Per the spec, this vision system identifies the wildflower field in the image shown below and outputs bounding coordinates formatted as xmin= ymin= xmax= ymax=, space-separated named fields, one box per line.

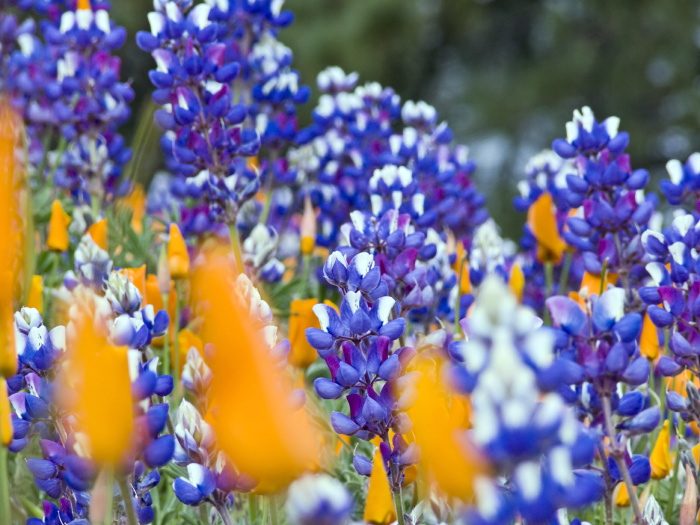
xmin=1 ymin=1 xmax=700 ymax=524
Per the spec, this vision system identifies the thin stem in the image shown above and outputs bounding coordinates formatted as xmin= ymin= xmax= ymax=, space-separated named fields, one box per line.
xmin=269 ymin=497 xmax=279 ymax=525
xmin=216 ymin=503 xmax=233 ymax=525
xmin=596 ymin=442 xmax=614 ymax=525
xmin=117 ymin=476 xmax=138 ymax=525
xmin=162 ymin=292 xmax=171 ymax=377
xmin=173 ymin=280 xmax=182 ymax=401
xmin=601 ymin=396 xmax=644 ymax=523
xmin=0 ymin=445 xmax=11 ymax=525
xmin=248 ymin=494 xmax=259 ymax=525
xmin=228 ymin=223 xmax=245 ymax=275
xmin=392 ymin=486 xmax=406 ymax=525
xmin=558 ymin=251 xmax=572 ymax=294
xmin=664 ymin=427 xmax=682 ymax=518
xmin=454 ymin=254 xmax=466 ymax=339
xmin=301 ymin=255 xmax=311 ymax=299
xmin=103 ymin=468 xmax=114 ymax=525
xmin=543 ymin=261 xmax=554 ymax=325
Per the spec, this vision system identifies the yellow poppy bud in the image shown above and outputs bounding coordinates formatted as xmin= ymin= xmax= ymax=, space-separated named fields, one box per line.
xmin=193 ymin=244 xmax=317 ymax=489
xmin=640 ymin=313 xmax=662 ymax=360
xmin=615 ymin=482 xmax=631 ymax=507
xmin=650 ymin=421 xmax=672 ymax=479
xmin=363 ymin=446 xmax=396 ymax=525
xmin=0 ymin=272 xmax=16 ymax=379
xmin=288 ymin=298 xmax=327 ymax=369
xmin=0 ymin=378 xmax=11 ymax=446
xmin=527 ymin=192 xmax=567 ymax=264
xmin=117 ymin=184 xmax=146 ymax=234
xmin=47 ymin=200 xmax=71 ymax=252
xmin=452 ymin=240 xmax=470 ymax=295
xmin=26 ymin=275 xmax=43 ymax=314
xmin=175 ymin=329 xmax=203 ymax=373
xmin=86 ymin=218 xmax=108 ymax=251
xmin=405 ymin=355 xmax=487 ymax=500
xmin=509 ymin=262 xmax=524 ymax=302
xmin=167 ymin=223 xmax=190 ymax=279
xmin=61 ymin=295 xmax=134 ymax=465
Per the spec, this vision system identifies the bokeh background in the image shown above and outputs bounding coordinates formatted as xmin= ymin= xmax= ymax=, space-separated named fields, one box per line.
xmin=115 ymin=0 xmax=700 ymax=239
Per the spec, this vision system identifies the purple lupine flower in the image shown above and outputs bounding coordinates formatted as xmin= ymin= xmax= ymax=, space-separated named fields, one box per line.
xmin=551 ymin=107 xmax=654 ymax=307
xmin=640 ymin=213 xmax=700 ymax=376
xmin=292 ymin=68 xmax=486 ymax=248
xmin=6 ymin=0 xmax=133 ymax=201
xmin=661 ymin=153 xmax=700 ymax=210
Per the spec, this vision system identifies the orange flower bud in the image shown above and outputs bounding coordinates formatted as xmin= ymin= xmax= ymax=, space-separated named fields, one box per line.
xmin=61 ymin=294 xmax=134 ymax=465
xmin=0 ymin=271 xmax=16 ymax=378
xmin=509 ymin=262 xmax=524 ymax=302
xmin=527 ymin=192 xmax=567 ymax=264
xmin=167 ymin=224 xmax=190 ymax=279
xmin=650 ymin=421 xmax=671 ymax=479
xmin=117 ymin=184 xmax=146 ymax=234
xmin=26 ymin=275 xmax=43 ymax=314
xmin=47 ymin=200 xmax=72 ymax=252
xmin=405 ymin=355 xmax=487 ymax=500
xmin=640 ymin=313 xmax=663 ymax=360
xmin=193 ymin=244 xmax=317 ymax=489
xmin=86 ymin=218 xmax=108 ymax=251
xmin=363 ymin=446 xmax=396 ymax=524
xmin=0 ymin=377 xmax=11 ymax=446
xmin=175 ymin=329 xmax=203 ymax=373
xmin=615 ymin=482 xmax=631 ymax=507
xmin=288 ymin=298 xmax=323 ymax=369
xmin=77 ymin=0 xmax=91 ymax=9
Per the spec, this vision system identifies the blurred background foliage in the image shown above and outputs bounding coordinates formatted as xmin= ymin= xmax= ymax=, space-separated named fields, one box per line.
xmin=114 ymin=0 xmax=700 ymax=239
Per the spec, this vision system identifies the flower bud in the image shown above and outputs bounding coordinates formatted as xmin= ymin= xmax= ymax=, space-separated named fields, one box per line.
xmin=47 ymin=200 xmax=72 ymax=252
xmin=86 ymin=218 xmax=108 ymax=251
xmin=167 ymin=223 xmax=190 ymax=279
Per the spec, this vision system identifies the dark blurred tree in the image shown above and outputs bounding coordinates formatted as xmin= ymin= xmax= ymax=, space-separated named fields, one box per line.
xmin=116 ymin=0 xmax=700 ymax=238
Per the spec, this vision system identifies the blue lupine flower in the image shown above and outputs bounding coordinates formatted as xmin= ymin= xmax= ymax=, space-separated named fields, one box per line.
xmin=6 ymin=0 xmax=133 ymax=201
xmin=640 ymin=212 xmax=700 ymax=375
xmin=285 ymin=474 xmax=353 ymax=525
xmin=549 ymin=107 xmax=654 ymax=305
xmin=173 ymin=463 xmax=217 ymax=505
xmin=661 ymin=153 xmax=700 ymax=209
xmin=452 ymin=277 xmax=600 ymax=524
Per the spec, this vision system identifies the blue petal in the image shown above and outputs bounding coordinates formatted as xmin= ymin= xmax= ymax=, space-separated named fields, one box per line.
xmin=545 ymin=297 xmax=586 ymax=335
xmin=144 ymin=435 xmax=175 ymax=467
xmin=314 ymin=378 xmax=344 ymax=400
xmin=330 ymin=412 xmax=359 ymax=435
xmin=173 ymin=478 xmax=204 ymax=506
xmin=26 ymin=458 xmax=57 ymax=480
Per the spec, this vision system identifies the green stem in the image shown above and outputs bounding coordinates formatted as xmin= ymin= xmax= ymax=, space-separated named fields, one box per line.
xmin=248 ymin=494 xmax=258 ymax=525
xmin=103 ymin=469 xmax=114 ymax=525
xmin=269 ymin=497 xmax=279 ymax=525
xmin=117 ymin=476 xmax=138 ymax=525
xmin=228 ymin=224 xmax=245 ymax=275
xmin=392 ymin=486 xmax=405 ymax=525
xmin=558 ymin=251 xmax=572 ymax=294
xmin=162 ymin=292 xmax=171 ymax=377
xmin=173 ymin=281 xmax=182 ymax=401
xmin=543 ymin=261 xmax=554 ymax=325
xmin=454 ymin=254 xmax=466 ymax=340
xmin=601 ymin=396 xmax=644 ymax=524
xmin=0 ymin=446 xmax=11 ymax=525
xmin=665 ymin=423 xmax=682 ymax=518
xmin=301 ymin=255 xmax=311 ymax=299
